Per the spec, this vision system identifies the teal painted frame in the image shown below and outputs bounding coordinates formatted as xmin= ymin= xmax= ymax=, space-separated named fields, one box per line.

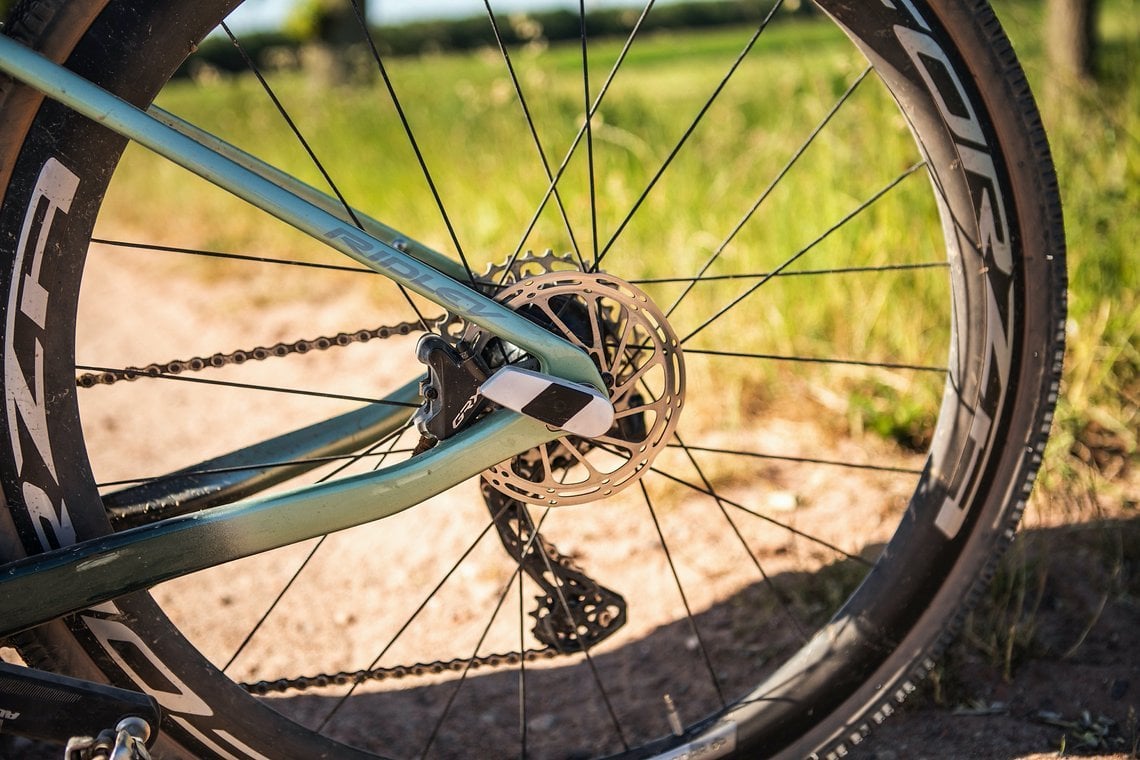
xmin=0 ymin=35 xmax=601 ymax=636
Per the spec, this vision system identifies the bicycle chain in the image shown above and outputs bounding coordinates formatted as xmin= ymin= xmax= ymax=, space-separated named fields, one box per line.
xmin=75 ymin=251 xmax=582 ymax=695
xmin=74 ymin=250 xmax=572 ymax=389
xmin=73 ymin=309 xmax=571 ymax=695
xmin=241 ymin=647 xmax=559 ymax=695
xmin=75 ymin=316 xmax=452 ymax=388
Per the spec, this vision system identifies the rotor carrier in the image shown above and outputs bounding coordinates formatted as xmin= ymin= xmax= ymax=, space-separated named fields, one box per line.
xmin=466 ymin=253 xmax=685 ymax=507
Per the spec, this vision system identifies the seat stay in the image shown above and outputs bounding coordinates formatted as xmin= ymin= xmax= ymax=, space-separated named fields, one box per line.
xmin=0 ymin=34 xmax=603 ymax=391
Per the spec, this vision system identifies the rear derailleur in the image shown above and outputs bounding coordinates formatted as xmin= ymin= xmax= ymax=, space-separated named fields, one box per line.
xmin=412 ymin=315 xmax=628 ymax=653
xmin=483 ymin=482 xmax=627 ymax=653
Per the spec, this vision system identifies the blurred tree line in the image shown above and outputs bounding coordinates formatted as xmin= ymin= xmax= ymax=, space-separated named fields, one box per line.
xmin=1046 ymin=0 xmax=1099 ymax=81
xmin=286 ymin=0 xmax=368 ymax=45
xmin=187 ymin=0 xmax=807 ymax=77
xmin=0 ymin=0 xmax=1109 ymax=84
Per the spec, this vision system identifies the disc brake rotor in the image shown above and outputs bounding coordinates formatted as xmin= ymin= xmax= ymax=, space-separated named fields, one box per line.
xmin=467 ymin=266 xmax=685 ymax=507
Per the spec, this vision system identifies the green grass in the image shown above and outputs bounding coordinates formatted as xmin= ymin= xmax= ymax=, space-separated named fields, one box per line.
xmin=83 ymin=5 xmax=1140 ymax=737
xmin=95 ymin=2 xmax=1137 ymax=467
xmin=992 ymin=0 xmax=1139 ymax=488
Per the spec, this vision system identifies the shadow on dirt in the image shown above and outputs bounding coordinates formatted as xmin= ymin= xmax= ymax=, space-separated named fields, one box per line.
xmin=2 ymin=517 xmax=1136 ymax=759
xmin=853 ymin=515 xmax=1140 ymax=759
xmin=263 ymin=546 xmax=875 ymax=759
xmin=216 ymin=516 xmax=1140 ymax=758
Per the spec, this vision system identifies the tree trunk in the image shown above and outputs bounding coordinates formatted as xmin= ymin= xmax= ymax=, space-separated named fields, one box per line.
xmin=307 ymin=0 xmax=371 ymax=88
xmin=1046 ymin=0 xmax=1099 ymax=82
xmin=323 ymin=0 xmax=366 ymax=47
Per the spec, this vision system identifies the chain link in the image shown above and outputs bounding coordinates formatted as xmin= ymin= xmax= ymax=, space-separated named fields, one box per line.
xmin=75 ymin=317 xmax=452 ymax=388
xmin=241 ymin=647 xmax=559 ymax=695
xmin=75 ymin=250 xmax=572 ymax=389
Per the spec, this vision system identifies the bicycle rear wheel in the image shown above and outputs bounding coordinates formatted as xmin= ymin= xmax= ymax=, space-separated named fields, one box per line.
xmin=0 ymin=0 xmax=1064 ymax=757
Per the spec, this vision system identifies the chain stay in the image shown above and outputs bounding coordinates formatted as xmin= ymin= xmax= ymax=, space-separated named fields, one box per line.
xmin=93 ymin=252 xmax=594 ymax=698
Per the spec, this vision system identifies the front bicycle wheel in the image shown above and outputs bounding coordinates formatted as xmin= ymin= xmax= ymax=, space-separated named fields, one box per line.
xmin=0 ymin=0 xmax=1065 ymax=757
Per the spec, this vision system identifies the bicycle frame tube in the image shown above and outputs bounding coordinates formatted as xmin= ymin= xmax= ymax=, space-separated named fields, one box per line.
xmin=0 ymin=37 xmax=597 ymax=633
xmin=147 ymin=106 xmax=471 ymax=283
xmin=103 ymin=379 xmax=424 ymax=524
xmin=0 ymin=35 xmax=603 ymax=391
xmin=0 ymin=409 xmax=555 ymax=638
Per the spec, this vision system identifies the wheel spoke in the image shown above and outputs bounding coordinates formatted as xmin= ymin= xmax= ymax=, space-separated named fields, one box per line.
xmin=508 ymin=0 xmax=657 ymax=263
xmin=515 ymin=520 xmax=529 ymax=759
xmin=682 ymin=348 xmax=946 ymax=374
xmin=635 ymin=261 xmax=949 ymax=286
xmin=578 ymin=0 xmax=601 ymax=267
xmin=480 ymin=0 xmax=586 ymax=270
xmin=667 ymin=443 xmax=924 ymax=476
xmin=595 ymin=0 xmax=786 ymax=271
xmin=649 ymin=466 xmax=874 ymax=568
xmin=665 ymin=65 xmax=872 ymax=318
xmin=220 ymin=23 xmax=356 ymax=229
xmin=640 ymin=481 xmax=727 ymax=706
xmin=529 ymin=508 xmax=631 ymax=752
xmin=96 ymin=449 xmax=418 ymax=491
xmin=420 ymin=563 xmax=525 ymax=759
xmin=414 ymin=506 xmax=631 ymax=757
xmin=680 ymin=161 xmax=927 ymax=345
xmin=672 ymin=433 xmax=812 ymax=644
xmin=346 ymin=0 xmax=477 ymax=285
xmin=222 ymin=427 xmax=411 ymax=673
xmin=220 ymin=22 xmax=437 ymax=332
xmin=91 ymin=237 xmax=376 ymax=274
xmin=316 ymin=498 xmax=519 ymax=733
xmin=74 ymin=364 xmax=420 ymax=408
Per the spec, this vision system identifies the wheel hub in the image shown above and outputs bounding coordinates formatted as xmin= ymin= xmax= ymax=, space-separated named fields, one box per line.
xmin=467 ymin=265 xmax=685 ymax=507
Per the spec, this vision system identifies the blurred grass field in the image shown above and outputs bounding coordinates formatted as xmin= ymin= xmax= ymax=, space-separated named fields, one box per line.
xmin=72 ymin=1 xmax=1140 ymax=753
xmin=94 ymin=0 xmax=1136 ymax=490
xmin=99 ymin=11 xmax=951 ymax=449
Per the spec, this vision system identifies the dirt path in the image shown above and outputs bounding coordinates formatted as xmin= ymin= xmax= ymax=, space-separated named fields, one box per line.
xmin=3 ymin=243 xmax=1137 ymax=759
xmin=852 ymin=514 xmax=1139 ymax=759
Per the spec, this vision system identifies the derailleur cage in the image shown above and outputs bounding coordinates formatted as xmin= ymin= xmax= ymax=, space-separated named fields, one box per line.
xmin=484 ymin=483 xmax=627 ymax=653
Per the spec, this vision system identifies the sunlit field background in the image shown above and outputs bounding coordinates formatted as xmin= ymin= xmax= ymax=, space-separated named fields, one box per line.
xmin=14 ymin=0 xmax=1135 ymax=754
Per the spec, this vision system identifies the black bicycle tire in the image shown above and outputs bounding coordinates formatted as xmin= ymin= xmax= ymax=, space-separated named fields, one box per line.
xmin=0 ymin=0 xmax=1065 ymax=758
